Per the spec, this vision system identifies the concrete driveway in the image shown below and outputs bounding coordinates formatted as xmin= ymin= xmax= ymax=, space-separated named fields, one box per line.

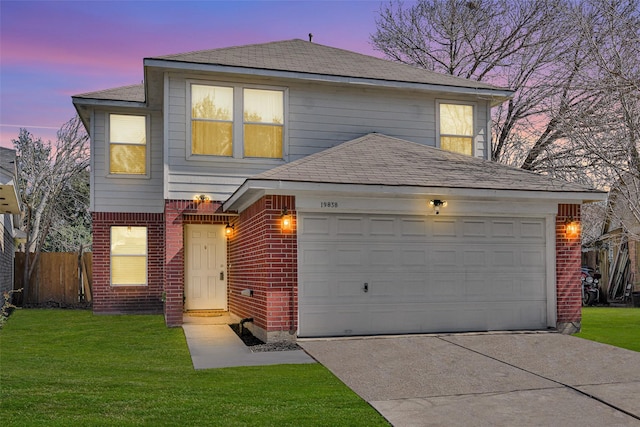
xmin=299 ymin=332 xmax=640 ymax=426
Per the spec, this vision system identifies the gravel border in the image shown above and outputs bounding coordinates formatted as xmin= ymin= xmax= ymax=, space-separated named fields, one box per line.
xmin=250 ymin=342 xmax=301 ymax=352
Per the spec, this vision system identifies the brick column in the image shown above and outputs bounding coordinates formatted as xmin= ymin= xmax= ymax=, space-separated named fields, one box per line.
xmin=556 ymin=204 xmax=582 ymax=334
xmin=264 ymin=195 xmax=298 ymax=341
xmin=164 ymin=202 xmax=184 ymax=326
xmin=227 ymin=195 xmax=297 ymax=342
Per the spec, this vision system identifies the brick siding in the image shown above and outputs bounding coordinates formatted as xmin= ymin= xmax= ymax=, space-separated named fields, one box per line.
xmin=93 ymin=199 xmax=579 ymax=338
xmin=555 ymin=204 xmax=582 ymax=332
xmin=227 ymin=195 xmax=297 ymax=341
xmin=92 ymin=212 xmax=164 ymax=314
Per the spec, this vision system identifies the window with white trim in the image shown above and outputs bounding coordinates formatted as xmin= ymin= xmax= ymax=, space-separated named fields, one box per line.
xmin=191 ymin=85 xmax=233 ymax=156
xmin=109 ymin=114 xmax=147 ymax=174
xmin=438 ymin=103 xmax=474 ymax=156
xmin=190 ymin=83 xmax=285 ymax=159
xmin=110 ymin=226 xmax=147 ymax=286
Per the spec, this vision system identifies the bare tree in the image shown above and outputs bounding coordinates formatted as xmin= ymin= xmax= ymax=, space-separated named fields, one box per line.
xmin=372 ymin=0 xmax=580 ymax=169
xmin=13 ymin=116 xmax=89 ymax=303
xmin=372 ymin=0 xmax=640 ymax=239
xmin=563 ymin=0 xmax=640 ymax=238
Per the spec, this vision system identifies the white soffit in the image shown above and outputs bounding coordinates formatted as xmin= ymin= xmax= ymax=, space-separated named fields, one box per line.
xmin=0 ymin=184 xmax=20 ymax=214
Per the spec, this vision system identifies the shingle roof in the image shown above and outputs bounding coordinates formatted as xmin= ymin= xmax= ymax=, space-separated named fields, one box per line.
xmin=151 ymin=39 xmax=506 ymax=92
xmin=73 ymin=84 xmax=144 ymax=102
xmin=253 ymin=133 xmax=602 ymax=194
xmin=0 ymin=147 xmax=16 ymax=177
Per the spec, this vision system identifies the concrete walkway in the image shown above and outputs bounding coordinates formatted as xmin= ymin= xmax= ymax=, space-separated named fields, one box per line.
xmin=182 ymin=314 xmax=315 ymax=369
xmin=299 ymin=332 xmax=640 ymax=427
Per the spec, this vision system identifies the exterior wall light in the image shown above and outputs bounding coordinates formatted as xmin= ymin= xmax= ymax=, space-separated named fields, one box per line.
xmin=225 ymin=223 xmax=234 ymax=238
xmin=429 ymin=199 xmax=448 ymax=215
xmin=194 ymin=194 xmax=209 ymax=203
xmin=565 ymin=217 xmax=579 ymax=238
xmin=281 ymin=207 xmax=293 ymax=231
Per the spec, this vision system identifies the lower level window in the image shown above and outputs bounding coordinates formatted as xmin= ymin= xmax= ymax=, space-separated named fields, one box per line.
xmin=111 ymin=226 xmax=147 ymax=286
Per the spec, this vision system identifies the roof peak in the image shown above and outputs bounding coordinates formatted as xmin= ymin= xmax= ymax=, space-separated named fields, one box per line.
xmin=148 ymin=39 xmax=509 ymax=93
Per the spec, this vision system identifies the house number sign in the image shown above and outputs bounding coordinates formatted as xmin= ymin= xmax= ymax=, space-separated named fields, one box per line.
xmin=320 ymin=201 xmax=339 ymax=208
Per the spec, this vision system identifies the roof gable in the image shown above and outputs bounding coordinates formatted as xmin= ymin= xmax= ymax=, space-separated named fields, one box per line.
xmin=252 ymin=133 xmax=603 ymax=194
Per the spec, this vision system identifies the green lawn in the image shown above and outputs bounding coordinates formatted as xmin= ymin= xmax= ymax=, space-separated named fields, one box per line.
xmin=575 ymin=307 xmax=640 ymax=352
xmin=0 ymin=310 xmax=388 ymax=426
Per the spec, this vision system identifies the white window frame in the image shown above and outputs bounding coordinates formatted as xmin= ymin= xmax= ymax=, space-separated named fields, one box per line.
xmin=110 ymin=226 xmax=148 ymax=287
xmin=106 ymin=112 xmax=151 ymax=178
xmin=186 ymin=80 xmax=288 ymax=162
xmin=435 ymin=100 xmax=476 ymax=157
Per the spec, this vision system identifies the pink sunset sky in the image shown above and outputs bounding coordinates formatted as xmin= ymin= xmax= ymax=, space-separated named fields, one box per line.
xmin=0 ymin=0 xmax=398 ymax=149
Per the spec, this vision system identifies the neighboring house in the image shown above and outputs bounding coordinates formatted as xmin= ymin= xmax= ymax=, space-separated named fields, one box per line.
xmin=72 ymin=39 xmax=606 ymax=342
xmin=0 ymin=147 xmax=22 ymax=296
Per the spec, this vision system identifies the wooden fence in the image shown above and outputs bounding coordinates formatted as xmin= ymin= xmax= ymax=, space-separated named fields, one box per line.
xmin=14 ymin=252 xmax=92 ymax=305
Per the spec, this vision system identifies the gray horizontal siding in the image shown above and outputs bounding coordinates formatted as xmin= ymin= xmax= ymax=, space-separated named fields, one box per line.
xmin=165 ymin=72 xmax=491 ymax=201
xmin=92 ymin=110 xmax=164 ymax=213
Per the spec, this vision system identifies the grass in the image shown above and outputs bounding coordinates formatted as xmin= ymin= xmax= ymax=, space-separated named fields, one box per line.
xmin=574 ymin=307 xmax=640 ymax=352
xmin=0 ymin=310 xmax=389 ymax=426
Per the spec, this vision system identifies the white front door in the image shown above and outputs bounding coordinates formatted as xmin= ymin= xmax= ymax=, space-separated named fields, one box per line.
xmin=184 ymin=224 xmax=227 ymax=310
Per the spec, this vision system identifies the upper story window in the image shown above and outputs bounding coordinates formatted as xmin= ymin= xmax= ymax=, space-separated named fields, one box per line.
xmin=191 ymin=85 xmax=233 ymax=156
xmin=190 ymin=83 xmax=285 ymax=160
xmin=109 ymin=114 xmax=147 ymax=175
xmin=110 ymin=226 xmax=147 ymax=286
xmin=438 ymin=103 xmax=474 ymax=156
xmin=243 ymin=88 xmax=284 ymax=158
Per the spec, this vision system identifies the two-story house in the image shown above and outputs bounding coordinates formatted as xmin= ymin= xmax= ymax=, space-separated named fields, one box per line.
xmin=73 ymin=39 xmax=605 ymax=342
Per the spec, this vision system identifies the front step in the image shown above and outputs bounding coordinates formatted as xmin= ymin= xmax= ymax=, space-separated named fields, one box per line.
xmin=185 ymin=310 xmax=228 ymax=317
xmin=183 ymin=310 xmax=232 ymax=325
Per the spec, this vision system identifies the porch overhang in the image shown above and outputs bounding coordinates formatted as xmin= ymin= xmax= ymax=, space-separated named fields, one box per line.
xmin=223 ymin=178 xmax=608 ymax=215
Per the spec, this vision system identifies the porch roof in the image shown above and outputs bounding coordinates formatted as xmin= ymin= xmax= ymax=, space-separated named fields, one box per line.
xmin=224 ymin=133 xmax=607 ymax=212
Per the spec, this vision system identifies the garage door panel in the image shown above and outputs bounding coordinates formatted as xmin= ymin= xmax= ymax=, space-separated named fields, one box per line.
xmin=521 ymin=249 xmax=545 ymax=267
xmin=431 ymin=249 xmax=458 ymax=266
xmin=463 ymin=250 xmax=487 ymax=266
xmin=336 ymin=248 xmax=364 ymax=266
xmin=432 ymin=219 xmax=457 ymax=237
xmin=370 ymin=217 xmax=395 ymax=236
xmin=300 ymin=306 xmax=366 ymax=337
xmin=301 ymin=278 xmax=332 ymax=298
xmin=492 ymin=220 xmax=516 ymax=238
xmin=517 ymin=277 xmax=547 ymax=298
xmin=301 ymin=248 xmax=330 ymax=266
xmin=400 ymin=218 xmax=428 ymax=237
xmin=521 ymin=220 xmax=545 ymax=239
xmin=337 ymin=217 xmax=364 ymax=236
xmin=493 ymin=250 xmax=515 ymax=267
xmin=300 ymin=216 xmax=331 ymax=235
xmin=427 ymin=274 xmax=465 ymax=299
xmin=462 ymin=220 xmax=489 ymax=237
xmin=370 ymin=248 xmax=396 ymax=266
xmin=487 ymin=303 xmax=546 ymax=330
xmin=336 ymin=278 xmax=366 ymax=297
xmin=401 ymin=249 xmax=428 ymax=266
xmin=298 ymin=214 xmax=548 ymax=337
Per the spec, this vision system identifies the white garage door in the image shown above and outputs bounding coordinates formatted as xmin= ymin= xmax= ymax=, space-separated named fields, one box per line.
xmin=298 ymin=214 xmax=547 ymax=337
